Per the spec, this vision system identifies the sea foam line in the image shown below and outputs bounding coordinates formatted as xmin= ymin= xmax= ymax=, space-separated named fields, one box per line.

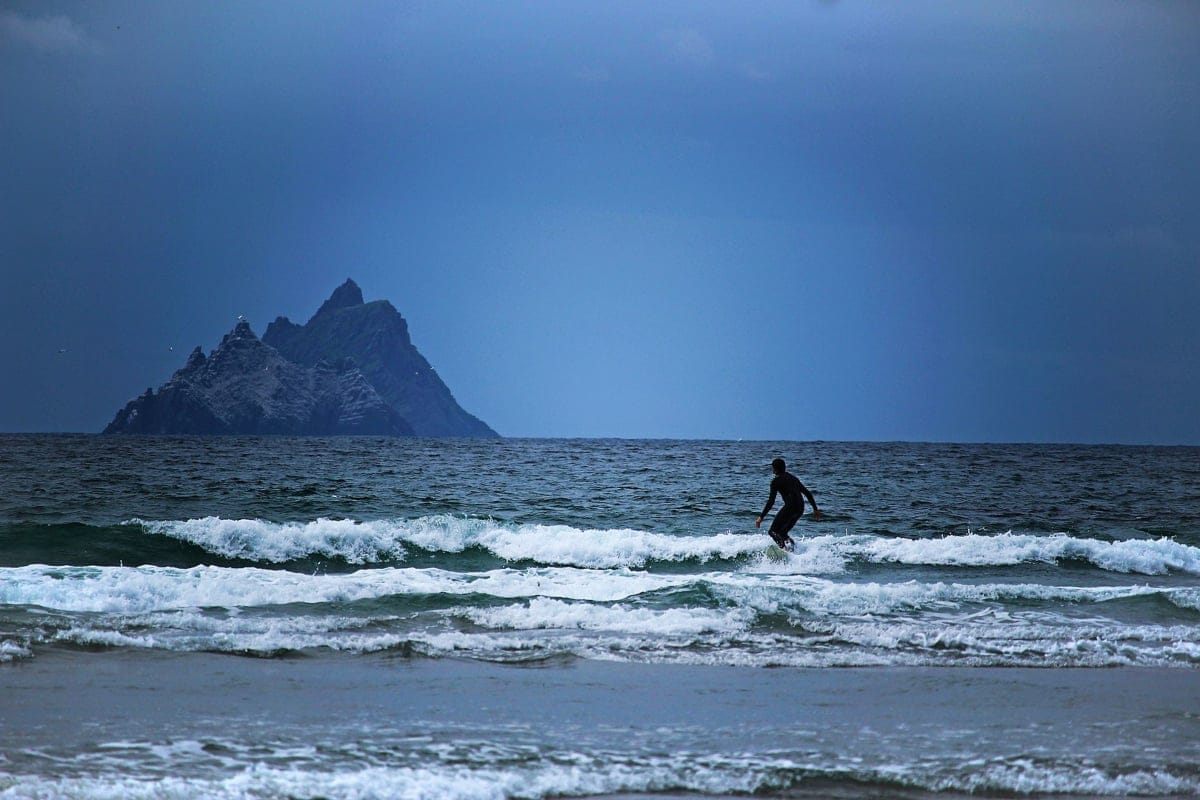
xmin=129 ymin=516 xmax=1200 ymax=575
xmin=793 ymin=531 xmax=1200 ymax=576
xmin=130 ymin=517 xmax=410 ymax=564
xmin=39 ymin=612 xmax=1200 ymax=666
xmin=6 ymin=567 xmax=1200 ymax=666
xmin=2 ymin=564 xmax=1196 ymax=617
xmin=131 ymin=515 xmax=762 ymax=568
xmin=0 ymin=751 xmax=1196 ymax=799
xmin=0 ymin=564 xmax=677 ymax=613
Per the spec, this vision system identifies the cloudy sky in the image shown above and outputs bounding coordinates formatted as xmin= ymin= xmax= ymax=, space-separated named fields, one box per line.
xmin=2 ymin=1 xmax=1197 ymax=443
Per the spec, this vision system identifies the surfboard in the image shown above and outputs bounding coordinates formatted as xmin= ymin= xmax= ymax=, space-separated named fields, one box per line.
xmin=765 ymin=543 xmax=789 ymax=562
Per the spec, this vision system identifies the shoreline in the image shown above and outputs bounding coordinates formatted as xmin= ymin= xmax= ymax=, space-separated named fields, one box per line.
xmin=3 ymin=649 xmax=1198 ymax=798
xmin=7 ymin=647 xmax=1199 ymax=727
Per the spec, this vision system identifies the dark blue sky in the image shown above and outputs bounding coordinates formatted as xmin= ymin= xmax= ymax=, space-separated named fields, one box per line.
xmin=2 ymin=1 xmax=1198 ymax=442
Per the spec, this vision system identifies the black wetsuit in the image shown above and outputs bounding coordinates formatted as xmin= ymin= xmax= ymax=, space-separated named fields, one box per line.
xmin=761 ymin=471 xmax=810 ymax=548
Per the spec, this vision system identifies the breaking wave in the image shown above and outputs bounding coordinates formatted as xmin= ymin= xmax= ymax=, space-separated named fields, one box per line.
xmin=3 ymin=563 xmax=1198 ymax=666
xmin=1 ymin=746 xmax=1197 ymax=799
xmin=121 ymin=516 xmax=1200 ymax=576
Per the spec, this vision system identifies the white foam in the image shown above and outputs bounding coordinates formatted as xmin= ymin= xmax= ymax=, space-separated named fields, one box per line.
xmin=414 ymin=601 xmax=1200 ymax=668
xmin=132 ymin=515 xmax=766 ymax=568
xmin=52 ymin=616 xmax=416 ymax=656
xmin=133 ymin=517 xmax=409 ymax=564
xmin=0 ymin=564 xmax=678 ymax=614
xmin=10 ymin=562 xmax=1177 ymax=620
xmin=133 ymin=516 xmax=1200 ymax=577
xmin=833 ymin=532 xmax=1200 ymax=575
xmin=4 ymin=563 xmax=1197 ymax=665
xmin=473 ymin=524 xmax=756 ymax=567
xmin=824 ymin=615 xmax=1200 ymax=667
xmin=460 ymin=596 xmax=752 ymax=636
xmin=947 ymin=758 xmax=1199 ymax=796
xmin=1 ymin=751 xmax=1195 ymax=800
xmin=697 ymin=570 xmax=1178 ymax=619
xmin=1173 ymin=588 xmax=1200 ymax=612
xmin=0 ymin=759 xmax=765 ymax=800
xmin=0 ymin=638 xmax=32 ymax=663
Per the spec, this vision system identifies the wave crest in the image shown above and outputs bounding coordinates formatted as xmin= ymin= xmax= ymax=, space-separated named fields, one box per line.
xmin=132 ymin=515 xmax=762 ymax=568
xmin=129 ymin=517 xmax=1200 ymax=576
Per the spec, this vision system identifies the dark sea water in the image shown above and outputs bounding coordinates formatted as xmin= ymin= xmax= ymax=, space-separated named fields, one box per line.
xmin=1 ymin=435 xmax=1198 ymax=798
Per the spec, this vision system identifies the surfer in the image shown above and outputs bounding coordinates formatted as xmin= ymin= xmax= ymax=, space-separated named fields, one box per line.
xmin=755 ymin=457 xmax=820 ymax=551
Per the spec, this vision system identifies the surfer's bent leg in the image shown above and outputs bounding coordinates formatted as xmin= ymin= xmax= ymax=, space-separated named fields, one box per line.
xmin=769 ymin=507 xmax=802 ymax=551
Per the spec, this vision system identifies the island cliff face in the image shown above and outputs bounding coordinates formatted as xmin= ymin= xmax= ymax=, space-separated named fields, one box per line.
xmin=263 ymin=280 xmax=498 ymax=438
xmin=104 ymin=321 xmax=413 ymax=436
xmin=103 ymin=280 xmax=497 ymax=437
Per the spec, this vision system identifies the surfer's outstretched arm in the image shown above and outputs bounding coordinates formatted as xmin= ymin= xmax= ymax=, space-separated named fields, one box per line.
xmin=756 ymin=483 xmax=779 ymax=528
xmin=801 ymin=483 xmax=821 ymax=521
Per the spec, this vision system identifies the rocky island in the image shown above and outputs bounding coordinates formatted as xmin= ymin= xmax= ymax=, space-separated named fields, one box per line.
xmin=103 ymin=280 xmax=498 ymax=437
xmin=264 ymin=279 xmax=496 ymax=437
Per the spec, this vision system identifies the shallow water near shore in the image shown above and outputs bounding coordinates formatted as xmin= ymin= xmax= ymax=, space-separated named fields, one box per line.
xmin=5 ymin=651 xmax=1199 ymax=799
xmin=2 ymin=435 xmax=1199 ymax=797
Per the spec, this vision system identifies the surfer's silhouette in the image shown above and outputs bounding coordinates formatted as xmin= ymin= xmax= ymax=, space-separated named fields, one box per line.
xmin=755 ymin=457 xmax=820 ymax=551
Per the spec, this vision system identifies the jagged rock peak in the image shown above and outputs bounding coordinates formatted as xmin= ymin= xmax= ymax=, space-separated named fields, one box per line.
xmin=103 ymin=312 xmax=413 ymax=437
xmin=185 ymin=347 xmax=207 ymax=370
xmin=313 ymin=279 xmax=365 ymax=318
xmin=264 ymin=279 xmax=498 ymax=438
xmin=220 ymin=319 xmax=258 ymax=347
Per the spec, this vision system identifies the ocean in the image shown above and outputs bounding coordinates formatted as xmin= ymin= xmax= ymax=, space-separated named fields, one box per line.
xmin=1 ymin=435 xmax=1198 ymax=798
